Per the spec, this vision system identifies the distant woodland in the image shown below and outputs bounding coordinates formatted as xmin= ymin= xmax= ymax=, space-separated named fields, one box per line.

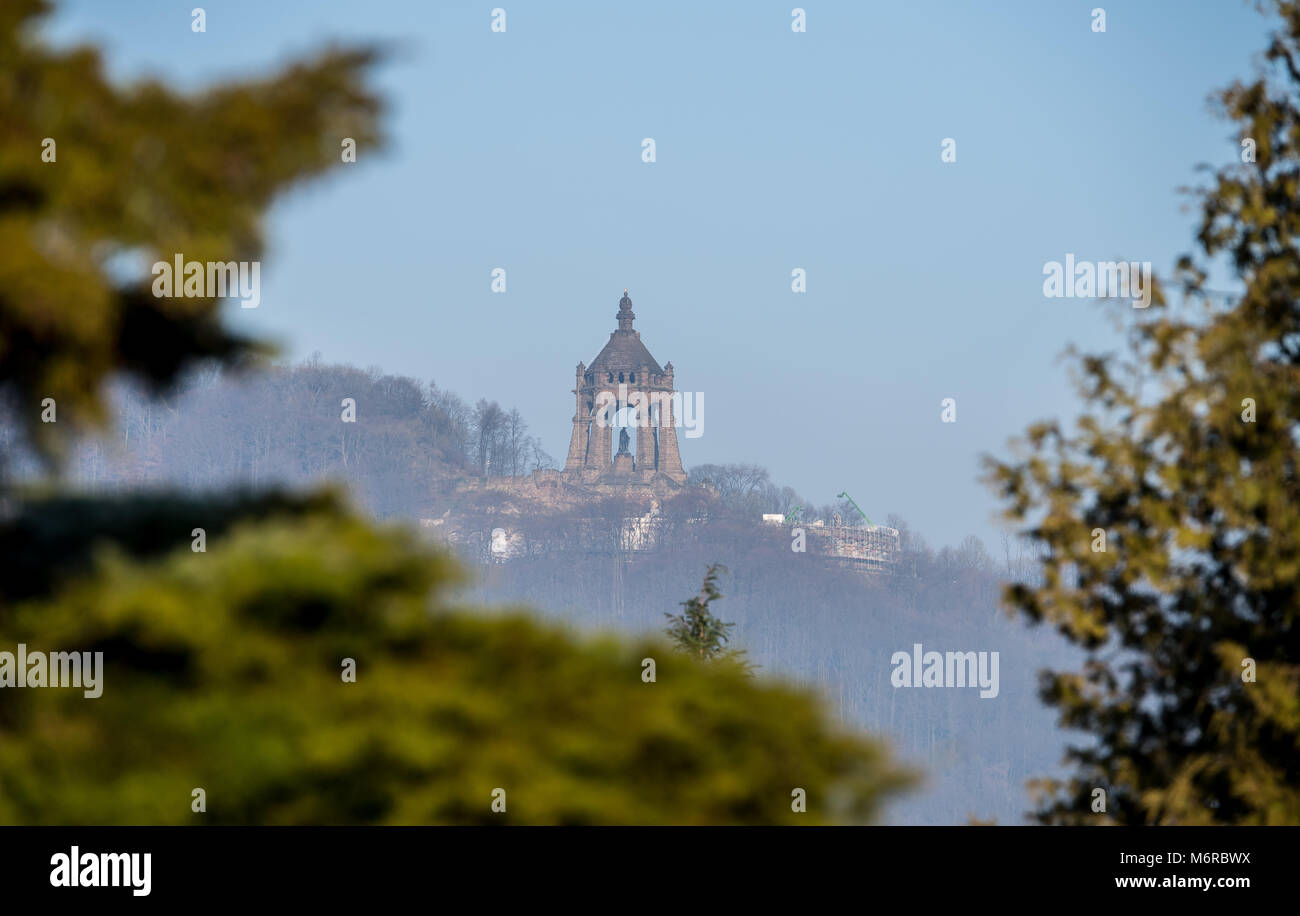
xmin=457 ymin=498 xmax=1073 ymax=825
xmin=13 ymin=358 xmax=556 ymax=517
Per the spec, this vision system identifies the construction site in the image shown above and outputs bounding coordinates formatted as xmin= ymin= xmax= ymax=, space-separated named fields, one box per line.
xmin=762 ymin=514 xmax=901 ymax=575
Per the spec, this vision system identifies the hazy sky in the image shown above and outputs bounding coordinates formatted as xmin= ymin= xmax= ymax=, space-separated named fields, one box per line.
xmin=48 ymin=0 xmax=1268 ymax=548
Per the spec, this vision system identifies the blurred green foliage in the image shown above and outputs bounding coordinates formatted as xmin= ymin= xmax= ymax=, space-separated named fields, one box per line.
xmin=986 ymin=0 xmax=1300 ymax=825
xmin=0 ymin=1 xmax=912 ymax=824
xmin=0 ymin=0 xmax=383 ymax=461
xmin=0 ymin=492 xmax=912 ymax=824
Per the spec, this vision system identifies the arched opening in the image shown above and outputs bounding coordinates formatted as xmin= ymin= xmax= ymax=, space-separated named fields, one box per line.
xmin=610 ymin=402 xmax=638 ymax=466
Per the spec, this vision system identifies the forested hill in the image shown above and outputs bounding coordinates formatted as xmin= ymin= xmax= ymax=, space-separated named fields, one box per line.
xmin=27 ymin=359 xmax=556 ymax=518
xmin=22 ymin=359 xmax=883 ymax=527
xmin=11 ymin=359 xmax=1008 ymax=554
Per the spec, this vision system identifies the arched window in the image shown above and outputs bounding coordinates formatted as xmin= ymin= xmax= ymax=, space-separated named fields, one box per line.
xmin=618 ymin=372 xmax=624 ymax=383
xmin=630 ymin=372 xmax=636 ymax=383
xmin=607 ymin=372 xmax=613 ymax=383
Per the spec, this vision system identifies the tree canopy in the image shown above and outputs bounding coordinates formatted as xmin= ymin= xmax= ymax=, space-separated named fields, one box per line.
xmin=986 ymin=0 xmax=1300 ymax=825
xmin=0 ymin=0 xmax=384 ymax=462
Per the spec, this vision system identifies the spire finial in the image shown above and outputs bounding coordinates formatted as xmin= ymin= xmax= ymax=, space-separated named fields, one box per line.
xmin=616 ymin=288 xmax=636 ymax=330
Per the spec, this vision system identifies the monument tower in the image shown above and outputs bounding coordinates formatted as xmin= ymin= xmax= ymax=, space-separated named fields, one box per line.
xmin=563 ymin=290 xmax=686 ymax=484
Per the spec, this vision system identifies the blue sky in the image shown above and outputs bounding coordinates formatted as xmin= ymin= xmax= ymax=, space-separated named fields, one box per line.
xmin=47 ymin=0 xmax=1270 ymax=548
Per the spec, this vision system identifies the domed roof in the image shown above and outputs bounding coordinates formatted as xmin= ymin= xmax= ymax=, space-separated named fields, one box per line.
xmin=588 ymin=290 xmax=664 ymax=375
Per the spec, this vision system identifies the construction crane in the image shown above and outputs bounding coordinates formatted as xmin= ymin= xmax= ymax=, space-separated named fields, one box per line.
xmin=836 ymin=491 xmax=873 ymax=527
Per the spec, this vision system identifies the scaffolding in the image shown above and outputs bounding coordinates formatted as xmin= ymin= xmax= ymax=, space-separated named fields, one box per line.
xmin=763 ymin=516 xmax=900 ymax=574
xmin=811 ymin=523 xmax=899 ymax=573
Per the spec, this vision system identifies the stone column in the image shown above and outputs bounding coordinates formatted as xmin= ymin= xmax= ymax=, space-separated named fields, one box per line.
xmin=588 ymin=389 xmax=613 ymax=469
xmin=655 ymin=389 xmax=685 ymax=481
xmin=564 ymin=383 xmax=590 ymax=471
